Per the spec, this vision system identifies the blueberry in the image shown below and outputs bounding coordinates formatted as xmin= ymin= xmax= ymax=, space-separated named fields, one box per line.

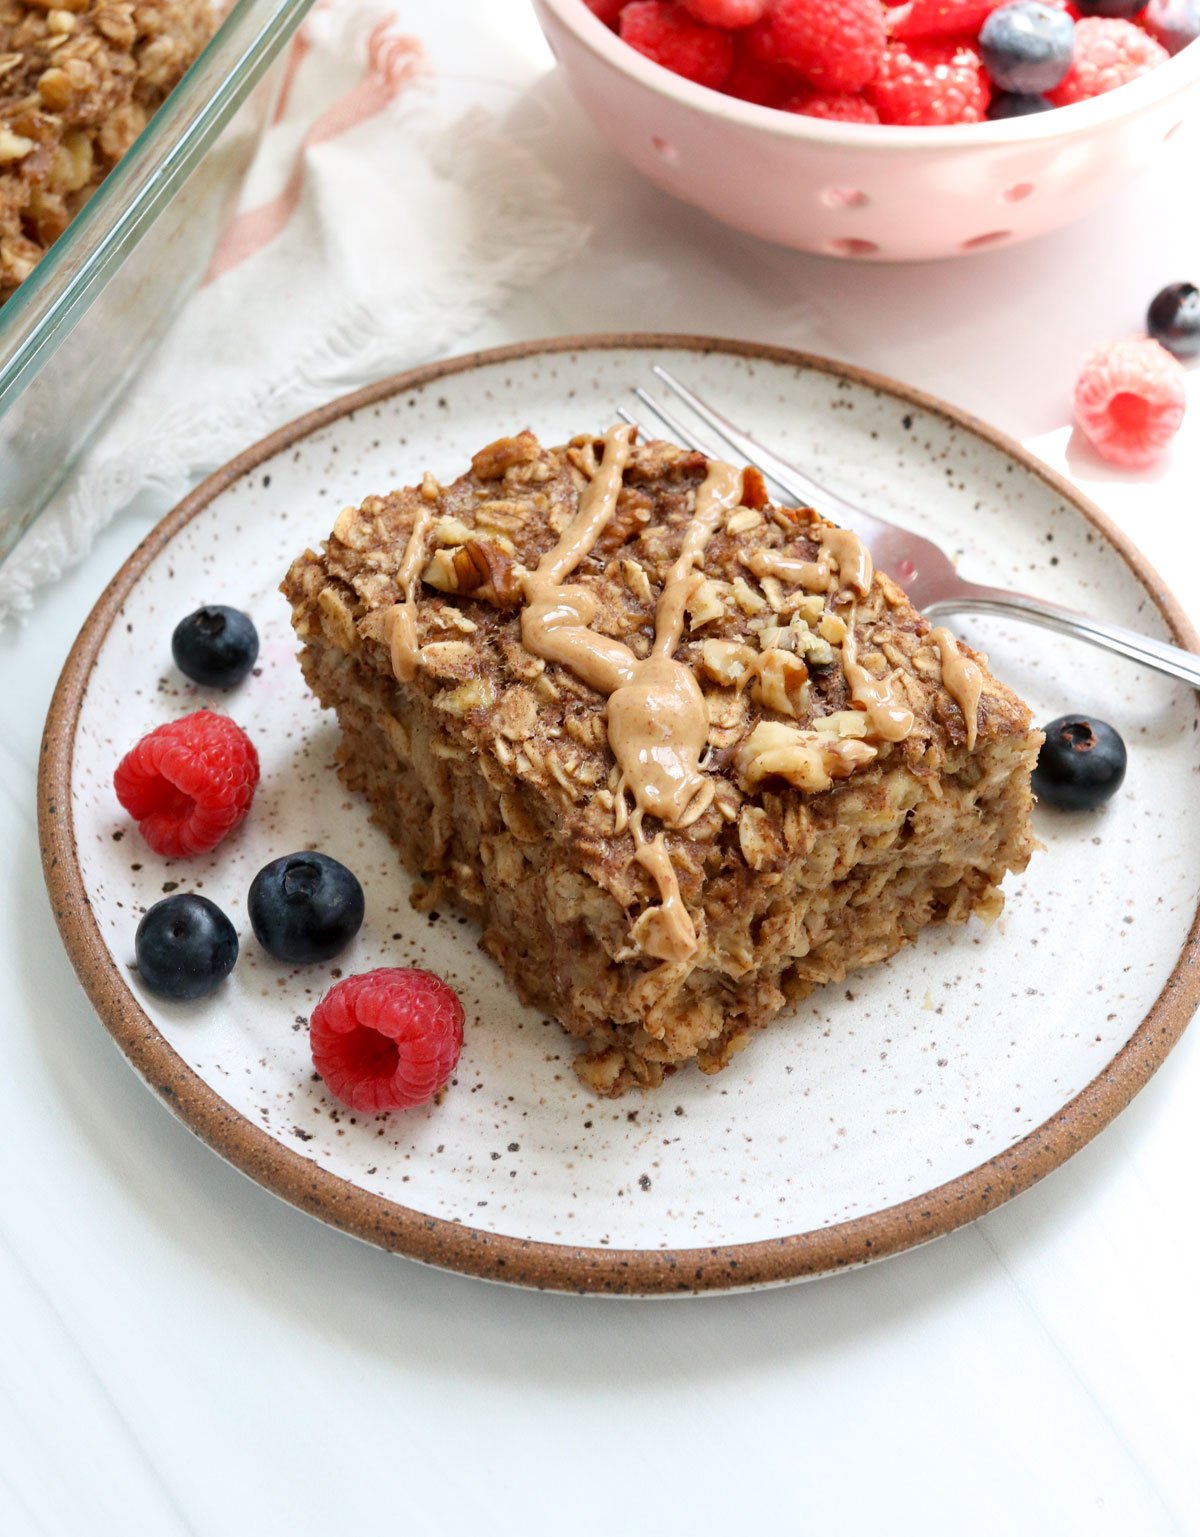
xmin=1073 ymin=0 xmax=1148 ymax=16
xmin=135 ymin=894 xmax=238 ymax=1000
xmin=249 ymin=852 xmax=365 ymax=964
xmin=172 ymin=606 xmax=259 ymax=689
xmin=1032 ymin=715 xmax=1127 ymax=811
xmin=980 ymin=3 xmax=1076 ymax=95
xmin=1147 ymin=282 xmax=1200 ymax=358
xmin=1143 ymin=0 xmax=1200 ymax=53
xmin=987 ymin=90 xmax=1055 ymax=118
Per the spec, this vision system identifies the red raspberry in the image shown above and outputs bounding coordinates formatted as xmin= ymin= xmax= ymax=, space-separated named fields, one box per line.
xmin=618 ymin=0 xmax=735 ymax=89
xmin=1048 ymin=18 xmax=1168 ymax=104
xmin=310 ymin=968 xmax=465 ymax=1113
xmin=865 ymin=39 xmax=991 ymax=123
xmin=726 ymin=41 xmax=796 ymax=104
xmin=886 ymin=0 xmax=1008 ymax=40
xmin=785 ymin=89 xmax=881 ymax=121
xmin=746 ymin=0 xmax=887 ymax=93
xmin=887 ymin=0 xmax=1078 ymax=34
xmin=583 ymin=0 xmax=625 ymax=23
xmin=114 ymin=710 xmax=259 ymax=858
xmin=1073 ymin=338 xmax=1186 ymax=468
xmin=680 ymin=0 xmax=767 ymax=25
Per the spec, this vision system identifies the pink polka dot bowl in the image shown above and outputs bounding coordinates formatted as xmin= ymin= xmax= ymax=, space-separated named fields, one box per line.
xmin=532 ymin=0 xmax=1200 ymax=262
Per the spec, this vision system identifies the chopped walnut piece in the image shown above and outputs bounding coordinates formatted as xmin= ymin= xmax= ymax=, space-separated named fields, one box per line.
xmin=818 ymin=612 xmax=847 ymax=644
xmin=0 ymin=126 xmax=35 ymax=161
xmin=698 ymin=638 xmax=756 ymax=690
xmin=331 ymin=505 xmax=360 ymax=544
xmin=473 ymin=499 xmax=530 ymax=536
xmin=740 ymin=466 xmax=769 ymax=509
xmin=735 ymin=720 xmax=877 ymax=794
xmin=596 ymin=486 xmax=653 ymax=553
xmin=704 ymin=685 xmax=749 ymax=746
xmin=432 ymin=516 xmax=473 ymax=547
xmin=759 ymin=574 xmax=785 ymax=612
xmin=686 ymin=577 xmax=726 ymax=629
xmin=620 ymin=557 xmax=652 ymax=605
xmin=470 ymin=431 xmax=540 ymax=480
xmin=726 ymin=508 xmax=764 ymax=536
xmin=421 ymin=538 xmax=522 ymax=608
xmin=566 ymin=439 xmax=599 ymax=480
xmin=812 ymin=709 xmax=871 ymax=738
xmin=732 ymin=575 xmax=768 ymax=616
xmin=751 ymin=649 xmax=810 ymax=721
xmin=52 ymin=126 xmax=92 ymax=189
xmin=791 ymin=619 xmax=835 ymax=667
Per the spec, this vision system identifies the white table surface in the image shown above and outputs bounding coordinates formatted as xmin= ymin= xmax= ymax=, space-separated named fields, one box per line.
xmin=5 ymin=5 xmax=1200 ymax=1533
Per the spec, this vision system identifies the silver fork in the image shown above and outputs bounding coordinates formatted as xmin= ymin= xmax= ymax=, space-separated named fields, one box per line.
xmin=619 ymin=365 xmax=1200 ymax=692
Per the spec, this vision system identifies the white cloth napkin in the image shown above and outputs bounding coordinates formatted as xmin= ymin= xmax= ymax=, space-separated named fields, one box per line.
xmin=0 ymin=0 xmax=585 ymax=622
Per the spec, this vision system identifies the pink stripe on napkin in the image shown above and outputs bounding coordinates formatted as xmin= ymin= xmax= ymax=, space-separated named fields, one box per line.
xmin=204 ymin=19 xmax=424 ymax=283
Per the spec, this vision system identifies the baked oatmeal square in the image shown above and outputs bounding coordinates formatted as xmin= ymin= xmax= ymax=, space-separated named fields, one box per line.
xmin=283 ymin=425 xmax=1040 ymax=1095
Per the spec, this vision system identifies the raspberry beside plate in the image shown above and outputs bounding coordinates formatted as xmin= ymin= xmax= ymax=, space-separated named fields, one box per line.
xmin=1073 ymin=337 xmax=1187 ymax=466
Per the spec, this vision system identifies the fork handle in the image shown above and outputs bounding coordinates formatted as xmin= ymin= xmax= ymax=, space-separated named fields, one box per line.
xmin=924 ymin=583 xmax=1200 ymax=692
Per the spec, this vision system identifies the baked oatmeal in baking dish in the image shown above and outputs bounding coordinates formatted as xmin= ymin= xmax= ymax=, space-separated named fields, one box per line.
xmin=0 ymin=0 xmax=215 ymax=303
xmin=283 ymin=424 xmax=1041 ymax=1096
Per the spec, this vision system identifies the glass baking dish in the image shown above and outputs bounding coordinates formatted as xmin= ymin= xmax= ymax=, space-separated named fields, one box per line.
xmin=0 ymin=0 xmax=314 ymax=566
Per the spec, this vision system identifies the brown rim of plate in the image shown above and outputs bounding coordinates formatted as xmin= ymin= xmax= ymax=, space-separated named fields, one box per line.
xmin=38 ymin=333 xmax=1200 ymax=1296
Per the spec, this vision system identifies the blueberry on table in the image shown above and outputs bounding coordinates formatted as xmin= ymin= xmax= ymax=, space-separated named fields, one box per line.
xmin=249 ymin=852 xmax=365 ymax=964
xmin=1147 ymin=282 xmax=1200 ymax=359
xmin=987 ymin=91 xmax=1055 ymax=119
xmin=1032 ymin=716 xmax=1127 ymax=811
xmin=979 ymin=3 xmax=1076 ymax=95
xmin=172 ymin=606 xmax=259 ymax=688
xmin=135 ymin=894 xmax=239 ymax=1000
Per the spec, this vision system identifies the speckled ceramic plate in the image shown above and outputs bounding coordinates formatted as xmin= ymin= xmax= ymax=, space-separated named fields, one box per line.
xmin=40 ymin=336 xmax=1200 ymax=1295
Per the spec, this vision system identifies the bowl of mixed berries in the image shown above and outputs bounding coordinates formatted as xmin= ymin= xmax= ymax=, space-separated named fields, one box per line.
xmin=533 ymin=0 xmax=1200 ymax=258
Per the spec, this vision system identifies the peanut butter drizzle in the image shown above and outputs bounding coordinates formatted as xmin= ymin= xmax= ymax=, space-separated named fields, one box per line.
xmin=532 ymin=423 xmax=637 ymax=585
xmin=383 ymin=501 xmax=436 ymax=682
xmin=742 ymin=524 xmax=871 ymax=598
xmin=632 ymin=831 xmax=694 ymax=964
xmin=515 ymin=435 xmax=744 ymax=964
xmin=656 ymin=458 xmax=747 ymax=651
xmin=932 ymin=627 xmax=982 ymax=751
xmin=519 ymin=580 xmax=638 ymax=695
xmin=609 ymin=457 xmax=744 ymax=829
xmin=744 ymin=548 xmax=832 ymax=592
xmin=817 ymin=525 xmax=873 ymax=596
xmin=608 ymin=655 xmax=712 ymax=831
xmin=841 ymin=622 xmax=915 ymax=743
xmin=519 ymin=423 xmax=640 ymax=694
